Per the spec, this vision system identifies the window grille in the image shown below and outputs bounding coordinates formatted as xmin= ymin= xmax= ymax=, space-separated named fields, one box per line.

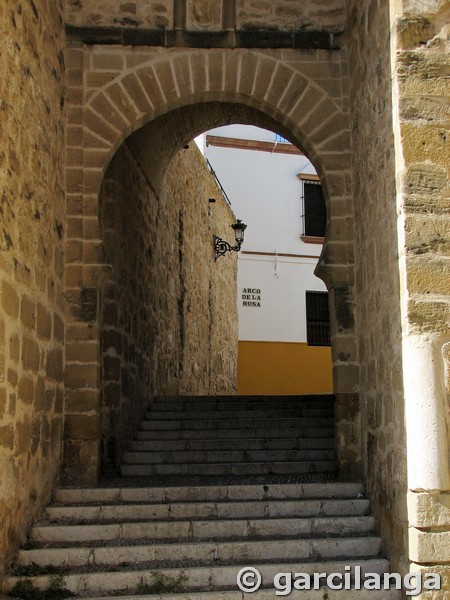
xmin=306 ymin=291 xmax=331 ymax=346
xmin=301 ymin=180 xmax=326 ymax=238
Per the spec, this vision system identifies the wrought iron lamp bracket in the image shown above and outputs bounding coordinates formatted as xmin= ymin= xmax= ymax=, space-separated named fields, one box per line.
xmin=214 ymin=235 xmax=242 ymax=261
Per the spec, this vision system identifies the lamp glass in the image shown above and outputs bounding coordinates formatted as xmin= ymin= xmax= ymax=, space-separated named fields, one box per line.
xmin=232 ymin=220 xmax=247 ymax=244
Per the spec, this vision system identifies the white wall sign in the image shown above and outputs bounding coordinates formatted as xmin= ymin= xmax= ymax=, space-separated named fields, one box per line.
xmin=242 ymin=288 xmax=261 ymax=308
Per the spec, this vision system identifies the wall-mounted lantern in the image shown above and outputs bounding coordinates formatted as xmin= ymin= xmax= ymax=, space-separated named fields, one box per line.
xmin=214 ymin=219 xmax=247 ymax=261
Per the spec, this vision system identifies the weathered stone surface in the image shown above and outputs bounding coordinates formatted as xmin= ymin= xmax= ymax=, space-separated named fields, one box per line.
xmin=408 ymin=563 xmax=450 ymax=600
xmin=396 ymin=16 xmax=436 ymax=49
xmin=409 ymin=528 xmax=450 ymax=564
xmin=66 ymin=0 xmax=346 ymax=34
xmin=65 ymin=0 xmax=174 ymax=29
xmin=408 ymin=491 xmax=450 ymax=528
xmin=64 ymin=415 xmax=101 ymax=440
xmin=0 ymin=0 xmax=66 ymax=577
xmin=1 ymin=281 xmax=19 ymax=320
xmin=347 ymin=0 xmax=408 ymax=577
xmin=408 ymin=299 xmax=450 ymax=333
xmin=236 ymin=0 xmax=346 ymax=32
xmin=96 ymin=139 xmax=238 ymax=474
xmin=0 ymin=0 xmax=447 ymax=589
xmin=186 ymin=0 xmax=223 ymax=31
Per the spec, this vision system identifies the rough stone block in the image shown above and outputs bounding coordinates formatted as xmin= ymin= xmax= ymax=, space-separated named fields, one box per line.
xmin=15 ymin=416 xmax=31 ymax=454
xmin=84 ymin=108 xmax=120 ymax=144
xmin=18 ymin=377 xmax=34 ymax=405
xmin=20 ymin=296 xmax=36 ymax=330
xmin=21 ymin=337 xmax=40 ymax=372
xmin=9 ymin=334 xmax=19 ymax=362
xmin=0 ymin=425 xmax=14 ymax=449
xmin=400 ymin=96 xmax=450 ymax=125
xmin=1 ymin=281 xmax=19 ymax=319
xmin=333 ymin=364 xmax=359 ymax=394
xmin=401 ymin=123 xmax=449 ymax=165
xmin=66 ymin=240 xmax=83 ymax=264
xmin=172 ymin=55 xmax=193 ymax=98
xmin=153 ymin=60 xmax=179 ymax=104
xmin=405 ymin=214 xmax=449 ymax=255
xmin=83 ymin=241 xmax=107 ymax=264
xmin=103 ymin=355 xmax=121 ymax=382
xmin=36 ymin=304 xmax=52 ymax=341
xmin=403 ymin=164 xmax=447 ymax=196
xmin=408 ymin=491 xmax=450 ymax=528
xmin=102 ymin=330 xmax=123 ymax=354
xmin=65 ymin=363 xmax=100 ymax=389
xmin=407 ymin=257 xmax=450 ymax=295
xmin=0 ymin=387 xmax=7 ymax=417
xmin=63 ymin=439 xmax=100 ymax=485
xmin=409 ymin=528 xmax=450 ymax=564
xmin=64 ymin=415 xmax=101 ymax=441
xmin=91 ymin=52 xmax=124 ymax=71
xmin=86 ymin=70 xmax=120 ymax=90
xmin=66 ymin=217 xmax=84 ymax=240
xmin=46 ymin=348 xmax=63 ymax=381
xmin=105 ymin=82 xmax=139 ymax=124
xmin=136 ymin=66 xmax=166 ymax=108
xmin=34 ymin=377 xmax=46 ymax=411
xmin=396 ymin=16 xmax=435 ymax=49
xmin=7 ymin=369 xmax=18 ymax=388
xmin=65 ymin=265 xmax=83 ymax=289
xmin=66 ymin=342 xmax=99 ymax=363
xmin=65 ymin=389 xmax=100 ymax=414
xmin=82 ymin=218 xmax=101 ymax=243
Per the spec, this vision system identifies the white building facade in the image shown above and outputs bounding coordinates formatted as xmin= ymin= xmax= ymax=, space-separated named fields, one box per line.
xmin=201 ymin=125 xmax=333 ymax=395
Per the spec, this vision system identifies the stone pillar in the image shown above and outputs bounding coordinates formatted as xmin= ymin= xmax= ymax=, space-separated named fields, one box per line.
xmin=404 ymin=335 xmax=450 ymax=492
xmin=391 ymin=0 xmax=450 ymax=583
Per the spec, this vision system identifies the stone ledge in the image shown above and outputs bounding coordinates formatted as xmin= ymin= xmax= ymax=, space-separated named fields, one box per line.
xmin=65 ymin=25 xmax=341 ymax=50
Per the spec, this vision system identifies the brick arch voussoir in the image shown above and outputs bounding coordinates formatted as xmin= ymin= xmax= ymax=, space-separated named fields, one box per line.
xmin=84 ymin=51 xmax=350 ymax=275
xmin=85 ymin=47 xmax=343 ymax=163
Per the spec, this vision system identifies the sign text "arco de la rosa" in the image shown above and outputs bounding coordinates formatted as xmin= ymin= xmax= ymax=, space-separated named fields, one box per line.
xmin=242 ymin=288 xmax=261 ymax=307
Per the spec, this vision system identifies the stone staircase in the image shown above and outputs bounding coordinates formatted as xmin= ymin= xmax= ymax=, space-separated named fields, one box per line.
xmin=2 ymin=395 xmax=400 ymax=599
xmin=121 ymin=394 xmax=337 ymax=478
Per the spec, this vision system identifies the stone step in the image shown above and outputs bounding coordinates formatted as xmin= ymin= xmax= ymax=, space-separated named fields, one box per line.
xmin=122 ymin=448 xmax=337 ymax=465
xmin=2 ymin=559 xmax=390 ymax=596
xmin=149 ymin=398 xmax=334 ymax=410
xmin=145 ymin=408 xmax=334 ymax=420
xmin=136 ymin=426 xmax=334 ymax=439
xmin=152 ymin=394 xmax=333 ymax=405
xmin=17 ymin=537 xmax=382 ymax=569
xmin=83 ymin=589 xmax=400 ymax=600
xmin=31 ymin=515 xmax=376 ymax=545
xmin=138 ymin=417 xmax=333 ymax=431
xmin=120 ymin=460 xmax=337 ymax=477
xmin=53 ymin=482 xmax=365 ymax=505
xmin=45 ymin=498 xmax=370 ymax=523
xmin=128 ymin=436 xmax=336 ymax=452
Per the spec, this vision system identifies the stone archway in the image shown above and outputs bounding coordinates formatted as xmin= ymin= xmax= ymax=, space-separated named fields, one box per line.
xmin=63 ymin=46 xmax=358 ymax=484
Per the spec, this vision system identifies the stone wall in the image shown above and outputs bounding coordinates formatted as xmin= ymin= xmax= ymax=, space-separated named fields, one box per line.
xmin=0 ymin=0 xmax=66 ymax=573
xmin=66 ymin=0 xmax=173 ymax=29
xmin=65 ymin=0 xmax=346 ymax=33
xmin=346 ymin=0 xmax=408 ymax=570
xmin=99 ymin=139 xmax=237 ymax=473
xmin=62 ymin=42 xmax=356 ymax=485
xmin=235 ymin=0 xmax=345 ymax=32
xmin=395 ymin=0 xmax=450 ymax=588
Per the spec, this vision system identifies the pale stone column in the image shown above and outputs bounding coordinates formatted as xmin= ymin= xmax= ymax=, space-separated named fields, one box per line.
xmin=404 ymin=335 xmax=450 ymax=492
